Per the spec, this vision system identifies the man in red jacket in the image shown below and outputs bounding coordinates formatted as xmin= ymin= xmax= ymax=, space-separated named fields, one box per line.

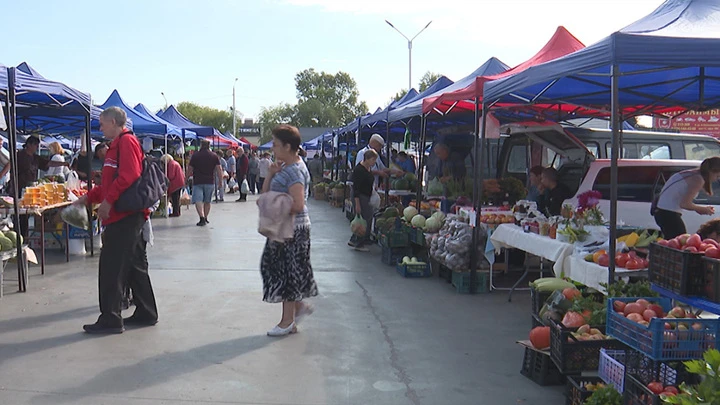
xmin=74 ymin=107 xmax=159 ymax=334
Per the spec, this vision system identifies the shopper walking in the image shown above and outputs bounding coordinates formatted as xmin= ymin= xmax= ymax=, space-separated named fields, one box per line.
xmin=257 ymin=152 xmax=271 ymax=192
xmin=215 ymin=151 xmax=228 ymax=202
xmin=226 ymin=149 xmax=236 ymax=194
xmin=74 ymin=106 xmax=158 ymax=334
xmin=188 ymin=140 xmax=223 ymax=226
xmin=348 ymin=149 xmax=378 ymax=251
xmin=161 ymin=154 xmax=185 ymax=217
xmin=260 ymin=125 xmax=317 ymax=337
xmin=235 ymin=148 xmax=249 ymax=202
xmin=248 ymin=152 xmax=259 ymax=194
xmin=653 ymin=157 xmax=720 ymax=238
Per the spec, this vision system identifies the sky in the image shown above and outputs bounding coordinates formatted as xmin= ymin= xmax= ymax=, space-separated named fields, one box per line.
xmin=2 ymin=0 xmax=666 ymax=122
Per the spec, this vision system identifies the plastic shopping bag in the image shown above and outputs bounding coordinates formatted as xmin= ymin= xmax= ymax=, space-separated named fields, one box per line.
xmin=179 ymin=188 xmax=191 ymax=206
xmin=60 ymin=204 xmax=90 ymax=230
xmin=66 ymin=171 xmax=81 ymax=191
xmin=350 ymin=214 xmax=367 ymax=236
xmin=369 ymin=190 xmax=380 ymax=209
xmin=241 ymin=179 xmax=250 ymax=194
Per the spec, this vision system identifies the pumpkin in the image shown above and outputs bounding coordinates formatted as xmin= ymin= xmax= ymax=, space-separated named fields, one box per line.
xmin=529 ymin=326 xmax=551 ymax=350
xmin=562 ymin=311 xmax=586 ymax=328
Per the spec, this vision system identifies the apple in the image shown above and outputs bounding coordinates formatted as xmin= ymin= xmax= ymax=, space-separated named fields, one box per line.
xmin=577 ymin=324 xmax=591 ymax=334
xmin=613 ymin=301 xmax=627 ymax=312
xmin=677 ymin=324 xmax=689 ymax=331
xmin=670 ymin=307 xmax=687 ymax=318
xmin=639 ymin=320 xmax=650 ymax=326
xmin=648 ymin=304 xmax=665 ymax=317
xmin=691 ymin=323 xmax=704 ymax=331
xmin=624 ymin=303 xmax=645 ymax=316
xmin=664 ymin=322 xmax=674 ymax=330
xmin=597 ymin=254 xmax=610 ymax=267
xmin=627 ymin=313 xmax=644 ymax=323
xmin=636 ymin=299 xmax=650 ymax=309
xmin=643 ymin=309 xmax=658 ymax=322
xmin=647 ymin=381 xmax=664 ymax=394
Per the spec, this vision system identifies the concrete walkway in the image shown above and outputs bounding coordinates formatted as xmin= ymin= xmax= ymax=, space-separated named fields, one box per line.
xmin=0 ymin=196 xmax=564 ymax=405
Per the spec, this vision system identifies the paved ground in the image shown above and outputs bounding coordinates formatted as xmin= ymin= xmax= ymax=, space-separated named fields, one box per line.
xmin=0 ymin=195 xmax=564 ymax=405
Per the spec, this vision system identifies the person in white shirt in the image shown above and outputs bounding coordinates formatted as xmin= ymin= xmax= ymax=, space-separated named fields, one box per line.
xmin=45 ymin=142 xmax=69 ymax=179
xmin=355 ymin=134 xmax=389 ymax=186
xmin=257 ymin=152 xmax=272 ymax=193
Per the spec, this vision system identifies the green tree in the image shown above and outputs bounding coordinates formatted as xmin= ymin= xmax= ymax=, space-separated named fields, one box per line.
xmin=389 ymin=89 xmax=408 ymax=105
xmin=257 ymin=68 xmax=369 ymax=142
xmin=176 ymin=102 xmax=242 ymax=135
xmin=418 ymin=71 xmax=443 ymax=92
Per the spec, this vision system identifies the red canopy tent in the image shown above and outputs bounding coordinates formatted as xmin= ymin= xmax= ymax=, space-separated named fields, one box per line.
xmin=205 ymin=135 xmax=237 ymax=148
xmin=422 ymin=26 xmax=586 ymax=116
xmin=239 ymin=137 xmax=257 ymax=149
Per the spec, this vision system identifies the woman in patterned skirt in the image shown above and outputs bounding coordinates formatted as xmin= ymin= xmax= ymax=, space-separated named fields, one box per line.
xmin=260 ymin=124 xmax=318 ymax=336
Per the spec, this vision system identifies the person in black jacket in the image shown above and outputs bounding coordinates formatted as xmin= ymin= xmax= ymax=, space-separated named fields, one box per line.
xmin=539 ymin=167 xmax=572 ymax=217
xmin=348 ymin=149 xmax=378 ymax=250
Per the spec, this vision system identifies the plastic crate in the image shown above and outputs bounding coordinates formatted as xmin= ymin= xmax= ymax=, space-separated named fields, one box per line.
xmin=412 ymin=228 xmax=425 ymax=246
xmin=379 ymin=231 xmax=409 ymax=248
xmin=623 ymin=373 xmax=689 ymax=405
xmin=381 ymin=245 xmax=412 ymax=266
xmin=648 ymin=242 xmax=705 ymax=295
xmin=549 ymin=321 xmax=626 ymax=374
xmin=451 ymin=271 xmax=488 ymax=294
xmin=598 ymin=348 xmax=693 ymax=394
xmin=520 ymin=347 xmax=565 ymax=386
xmin=700 ymin=257 xmax=720 ymax=303
xmin=606 ymin=297 xmax=720 ymax=361
xmin=565 ymin=376 xmax=606 ymax=405
xmin=532 ymin=314 xmax=544 ymax=329
xmin=530 ymin=287 xmax=553 ymax=316
xmin=396 ymin=261 xmax=432 ymax=278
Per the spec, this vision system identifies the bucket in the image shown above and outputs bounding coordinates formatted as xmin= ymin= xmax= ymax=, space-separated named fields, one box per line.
xmin=69 ymin=239 xmax=86 ymax=256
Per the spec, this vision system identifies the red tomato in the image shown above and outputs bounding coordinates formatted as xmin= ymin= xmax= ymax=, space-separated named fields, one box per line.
xmin=687 ymin=234 xmax=702 ymax=249
xmin=703 ymin=239 xmax=720 ymax=248
xmin=626 ymin=259 xmax=642 ymax=270
xmin=678 ymin=234 xmax=692 ymax=246
xmin=615 ymin=254 xmax=629 ymax=268
xmin=699 ymin=243 xmax=712 ymax=252
xmin=642 ymin=258 xmax=650 ymax=268
xmin=661 ymin=391 xmax=677 ymax=397
xmin=647 ymin=382 xmax=664 ymax=395
xmin=706 ymin=247 xmax=720 ymax=259
xmin=667 ymin=239 xmax=681 ymax=250
xmin=663 ymin=386 xmax=679 ymax=395
xmin=684 ymin=246 xmax=699 ymax=253
xmin=657 ymin=239 xmax=669 ymax=246
xmin=597 ymin=254 xmax=610 ymax=267
xmin=628 ymin=250 xmax=638 ymax=258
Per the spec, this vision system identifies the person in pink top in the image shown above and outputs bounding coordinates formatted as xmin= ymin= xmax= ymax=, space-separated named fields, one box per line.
xmin=161 ymin=154 xmax=186 ymax=217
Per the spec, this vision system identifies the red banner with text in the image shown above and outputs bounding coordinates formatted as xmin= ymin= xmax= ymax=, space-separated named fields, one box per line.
xmin=654 ymin=110 xmax=720 ymax=137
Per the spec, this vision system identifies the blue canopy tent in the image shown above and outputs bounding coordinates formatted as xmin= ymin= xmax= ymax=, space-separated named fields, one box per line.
xmin=134 ymin=103 xmax=196 ymax=140
xmin=99 ymin=90 xmax=168 ymax=137
xmin=360 ymin=88 xmax=419 ymax=128
xmin=259 ymin=141 xmax=272 ymax=150
xmin=482 ymin=0 xmax=720 ymax=285
xmin=158 ymin=105 xmax=218 ymax=137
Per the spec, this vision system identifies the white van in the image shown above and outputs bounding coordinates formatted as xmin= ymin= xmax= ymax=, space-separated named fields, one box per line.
xmin=565 ymin=159 xmax=719 ymax=234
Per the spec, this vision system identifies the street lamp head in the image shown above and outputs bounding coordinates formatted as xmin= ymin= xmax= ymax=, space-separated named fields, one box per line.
xmin=385 ymin=20 xmax=394 ymax=28
xmin=424 ymin=21 xmax=433 ymax=29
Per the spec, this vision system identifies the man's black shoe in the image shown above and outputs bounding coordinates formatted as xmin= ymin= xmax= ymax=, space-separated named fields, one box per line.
xmin=83 ymin=322 xmax=124 ymax=335
xmin=196 ymin=218 xmax=207 ymax=226
xmin=123 ymin=316 xmax=158 ymax=327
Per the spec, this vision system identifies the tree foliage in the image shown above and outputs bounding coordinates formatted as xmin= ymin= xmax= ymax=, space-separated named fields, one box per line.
xmin=418 ymin=71 xmax=443 ymax=92
xmin=257 ymin=68 xmax=369 ymax=142
xmin=176 ymin=102 xmax=242 ymax=135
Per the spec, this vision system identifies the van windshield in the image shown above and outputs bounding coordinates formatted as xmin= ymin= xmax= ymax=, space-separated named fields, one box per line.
xmin=684 ymin=141 xmax=720 ymax=161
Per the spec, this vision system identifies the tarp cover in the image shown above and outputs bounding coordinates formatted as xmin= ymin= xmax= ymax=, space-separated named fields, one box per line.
xmin=483 ymin=0 xmax=720 ymax=114
xmin=158 ymin=105 xmax=219 ymax=137
xmin=134 ymin=103 xmax=197 ymax=139
xmin=99 ymin=90 xmax=167 ymax=136
xmin=424 ymin=27 xmax=585 ymax=114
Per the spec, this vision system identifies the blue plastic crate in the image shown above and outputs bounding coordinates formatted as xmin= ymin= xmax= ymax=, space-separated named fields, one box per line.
xmin=606 ymin=297 xmax=720 ymax=361
xmin=395 ymin=261 xmax=431 ymax=278
xmin=381 ymin=245 xmax=411 ymax=266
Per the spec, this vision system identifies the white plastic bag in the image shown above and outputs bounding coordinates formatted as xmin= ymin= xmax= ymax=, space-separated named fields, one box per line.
xmin=60 ymin=204 xmax=89 ymax=230
xmin=66 ymin=171 xmax=81 ymax=190
xmin=241 ymin=179 xmax=250 ymax=194
xmin=369 ymin=189 xmax=380 ymax=209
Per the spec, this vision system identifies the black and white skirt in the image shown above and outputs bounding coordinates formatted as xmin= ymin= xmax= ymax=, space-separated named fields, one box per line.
xmin=260 ymin=226 xmax=318 ymax=303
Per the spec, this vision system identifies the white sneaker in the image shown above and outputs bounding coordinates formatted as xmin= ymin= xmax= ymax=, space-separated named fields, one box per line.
xmin=296 ymin=303 xmax=315 ymax=324
xmin=267 ymin=322 xmax=297 ymax=337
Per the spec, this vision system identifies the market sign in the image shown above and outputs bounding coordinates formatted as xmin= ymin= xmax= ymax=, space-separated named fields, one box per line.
xmin=653 ymin=110 xmax=720 ymax=137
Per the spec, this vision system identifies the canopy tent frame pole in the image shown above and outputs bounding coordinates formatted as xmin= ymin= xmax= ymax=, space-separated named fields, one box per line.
xmin=6 ymin=67 xmax=27 ymax=292
xmin=85 ymin=110 xmax=95 ymax=257
xmin=385 ymin=110 xmax=391 ymax=202
xmin=608 ymin=64 xmax=621 ymax=285
xmin=469 ymin=97 xmax=482 ymax=295
xmin=415 ymin=115 xmax=427 ymax=210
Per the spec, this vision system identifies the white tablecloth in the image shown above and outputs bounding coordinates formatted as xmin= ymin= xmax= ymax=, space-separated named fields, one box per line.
xmin=563 ymin=255 xmax=648 ymax=294
xmin=489 ymin=224 xmax=574 ymax=274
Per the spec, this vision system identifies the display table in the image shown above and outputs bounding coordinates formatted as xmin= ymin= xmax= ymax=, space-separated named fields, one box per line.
xmin=0 ymin=201 xmax=72 ymax=275
xmin=490 ymin=224 xmax=574 ymax=275
xmin=563 ymin=255 xmax=648 ymax=294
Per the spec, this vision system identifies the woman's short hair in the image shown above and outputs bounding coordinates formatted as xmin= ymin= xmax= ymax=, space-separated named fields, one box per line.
xmin=272 ymin=125 xmax=301 ymax=152
xmin=363 ymin=149 xmax=379 ymax=161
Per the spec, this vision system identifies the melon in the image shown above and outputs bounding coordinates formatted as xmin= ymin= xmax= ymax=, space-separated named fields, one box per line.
xmin=3 ymin=231 xmax=21 ymax=247
xmin=411 ymin=214 xmax=426 ymax=228
xmin=392 ymin=178 xmax=410 ymax=190
xmin=0 ymin=235 xmax=13 ymax=251
xmin=382 ymin=207 xmax=400 ymax=218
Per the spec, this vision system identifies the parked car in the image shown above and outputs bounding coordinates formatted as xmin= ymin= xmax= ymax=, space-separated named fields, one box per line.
xmin=565 ymin=159 xmax=719 ymax=234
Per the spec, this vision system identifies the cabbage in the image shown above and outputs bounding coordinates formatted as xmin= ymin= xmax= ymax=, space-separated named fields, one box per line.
xmin=411 ymin=214 xmax=426 ymax=228
xmin=425 ymin=217 xmax=442 ymax=233
xmin=427 ymin=177 xmax=443 ymax=196
xmin=431 ymin=211 xmax=446 ymax=221
xmin=403 ymin=206 xmax=418 ymax=222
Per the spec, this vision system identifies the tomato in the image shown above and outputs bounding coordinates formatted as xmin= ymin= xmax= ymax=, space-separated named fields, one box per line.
xmin=642 ymin=258 xmax=650 ymax=268
xmin=706 ymin=247 xmax=720 ymax=259
xmin=593 ymin=249 xmax=607 ymax=264
xmin=647 ymin=382 xmax=664 ymax=394
xmin=529 ymin=326 xmax=551 ymax=350
xmin=628 ymin=250 xmax=638 ymax=258
xmin=699 ymin=243 xmax=712 ymax=252
xmin=663 ymin=386 xmax=679 ymax=395
xmin=687 ymin=234 xmax=702 ymax=249
xmin=678 ymin=234 xmax=692 ymax=246
xmin=625 ymin=259 xmax=640 ymax=270
xmin=703 ymin=239 xmax=720 ymax=248
xmin=683 ymin=246 xmax=698 ymax=253
xmin=661 ymin=391 xmax=677 ymax=397
xmin=667 ymin=239 xmax=681 ymax=250
xmin=657 ymin=239 xmax=669 ymax=246
xmin=615 ymin=253 xmax=629 ymax=268
xmin=597 ymin=254 xmax=610 ymax=267
xmin=562 ymin=287 xmax=582 ymax=300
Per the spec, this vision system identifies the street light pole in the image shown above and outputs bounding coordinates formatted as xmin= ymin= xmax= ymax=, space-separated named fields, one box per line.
xmin=232 ymin=78 xmax=238 ymax=138
xmin=161 ymin=92 xmax=168 ymax=110
xmin=385 ymin=20 xmax=432 ymax=91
